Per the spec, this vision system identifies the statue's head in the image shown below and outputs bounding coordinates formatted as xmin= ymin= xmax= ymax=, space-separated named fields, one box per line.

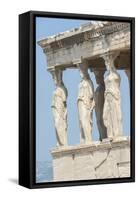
xmin=103 ymin=52 xmax=119 ymax=73
xmin=80 ymin=69 xmax=90 ymax=80
xmin=78 ymin=63 xmax=90 ymax=80
xmin=51 ymin=69 xmax=63 ymax=87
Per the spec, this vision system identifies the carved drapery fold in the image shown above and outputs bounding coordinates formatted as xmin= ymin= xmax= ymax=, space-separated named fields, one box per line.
xmin=50 ymin=69 xmax=68 ymax=147
xmin=102 ymin=52 xmax=123 ymax=139
xmin=76 ymin=62 xmax=95 ymax=144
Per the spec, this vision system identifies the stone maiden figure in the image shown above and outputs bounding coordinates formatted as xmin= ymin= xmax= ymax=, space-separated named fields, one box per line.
xmin=77 ymin=64 xmax=95 ymax=144
xmin=51 ymin=69 xmax=68 ymax=147
xmin=103 ymin=54 xmax=123 ymax=140
xmin=94 ymin=70 xmax=107 ymax=141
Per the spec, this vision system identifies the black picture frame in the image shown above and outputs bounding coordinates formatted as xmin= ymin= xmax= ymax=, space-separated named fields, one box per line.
xmin=19 ymin=10 xmax=135 ymax=189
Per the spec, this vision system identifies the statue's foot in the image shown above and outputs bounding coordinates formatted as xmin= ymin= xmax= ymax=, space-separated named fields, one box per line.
xmin=84 ymin=140 xmax=93 ymax=145
xmin=102 ymin=137 xmax=113 ymax=143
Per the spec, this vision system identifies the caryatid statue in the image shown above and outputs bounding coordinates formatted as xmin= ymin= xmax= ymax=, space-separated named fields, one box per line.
xmin=77 ymin=63 xmax=95 ymax=144
xmin=51 ymin=69 xmax=68 ymax=147
xmin=102 ymin=52 xmax=123 ymax=139
xmin=93 ymin=70 xmax=107 ymax=141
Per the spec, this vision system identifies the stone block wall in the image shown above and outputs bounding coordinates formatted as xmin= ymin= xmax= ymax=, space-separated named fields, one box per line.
xmin=51 ymin=137 xmax=130 ymax=181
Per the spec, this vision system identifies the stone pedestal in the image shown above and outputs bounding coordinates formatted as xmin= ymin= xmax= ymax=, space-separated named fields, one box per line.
xmin=51 ymin=137 xmax=130 ymax=181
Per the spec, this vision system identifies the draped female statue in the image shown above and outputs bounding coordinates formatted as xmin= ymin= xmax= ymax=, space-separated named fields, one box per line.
xmin=77 ymin=66 xmax=95 ymax=144
xmin=94 ymin=70 xmax=107 ymax=141
xmin=103 ymin=61 xmax=123 ymax=139
xmin=51 ymin=70 xmax=68 ymax=147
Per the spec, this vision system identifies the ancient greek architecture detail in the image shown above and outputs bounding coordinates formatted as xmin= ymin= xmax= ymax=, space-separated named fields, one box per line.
xmin=51 ymin=69 xmax=68 ymax=146
xmin=77 ymin=63 xmax=95 ymax=143
xmin=38 ymin=21 xmax=130 ymax=181
xmin=102 ymin=53 xmax=123 ymax=139
xmin=93 ymin=70 xmax=107 ymax=140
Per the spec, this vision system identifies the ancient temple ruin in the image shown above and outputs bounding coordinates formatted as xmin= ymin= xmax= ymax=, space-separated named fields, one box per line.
xmin=38 ymin=21 xmax=130 ymax=181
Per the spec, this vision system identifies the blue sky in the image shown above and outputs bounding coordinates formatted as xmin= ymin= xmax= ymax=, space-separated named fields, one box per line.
xmin=36 ymin=17 xmax=130 ymax=162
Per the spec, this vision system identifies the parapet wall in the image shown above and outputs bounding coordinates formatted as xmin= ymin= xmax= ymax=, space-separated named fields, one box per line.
xmin=51 ymin=137 xmax=130 ymax=181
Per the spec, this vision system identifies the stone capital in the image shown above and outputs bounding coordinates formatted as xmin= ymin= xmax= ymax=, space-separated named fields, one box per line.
xmin=73 ymin=58 xmax=89 ymax=68
xmin=49 ymin=68 xmax=63 ymax=87
xmin=93 ymin=69 xmax=105 ymax=85
xmin=75 ymin=59 xmax=90 ymax=79
xmin=101 ymin=51 xmax=120 ymax=70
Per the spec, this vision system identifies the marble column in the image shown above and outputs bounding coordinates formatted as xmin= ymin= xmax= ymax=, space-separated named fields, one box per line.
xmin=77 ymin=62 xmax=95 ymax=144
xmin=102 ymin=52 xmax=123 ymax=140
xmin=93 ymin=70 xmax=107 ymax=141
xmin=50 ymin=69 xmax=68 ymax=147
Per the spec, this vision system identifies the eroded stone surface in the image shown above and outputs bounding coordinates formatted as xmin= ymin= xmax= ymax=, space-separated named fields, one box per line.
xmin=102 ymin=52 xmax=123 ymax=139
xmin=51 ymin=138 xmax=130 ymax=181
xmin=38 ymin=22 xmax=130 ymax=70
xmin=51 ymin=69 xmax=68 ymax=147
xmin=77 ymin=62 xmax=95 ymax=143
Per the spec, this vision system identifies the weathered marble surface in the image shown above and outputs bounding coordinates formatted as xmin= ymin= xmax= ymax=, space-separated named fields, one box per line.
xmin=51 ymin=137 xmax=130 ymax=181
xmin=51 ymin=69 xmax=68 ymax=146
xmin=103 ymin=53 xmax=123 ymax=139
xmin=77 ymin=63 xmax=95 ymax=143
xmin=38 ymin=22 xmax=130 ymax=70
